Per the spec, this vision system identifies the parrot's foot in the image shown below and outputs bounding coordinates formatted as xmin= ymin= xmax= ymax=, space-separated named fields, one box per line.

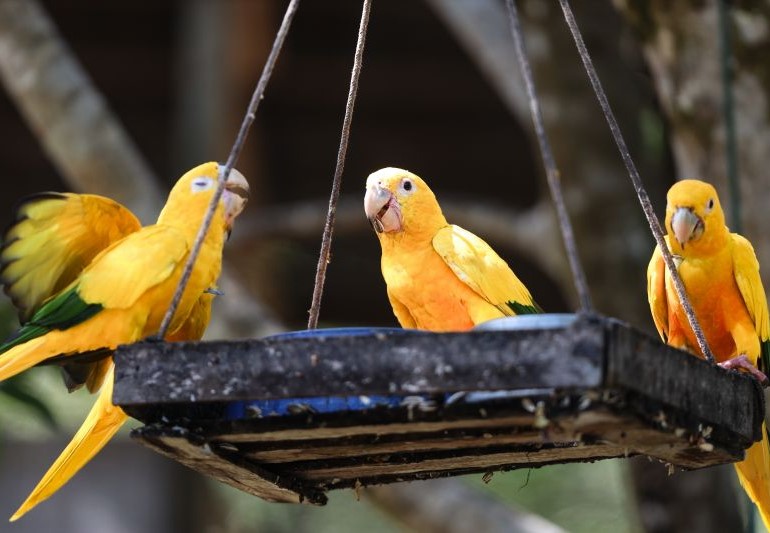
xmin=718 ymin=354 xmax=768 ymax=385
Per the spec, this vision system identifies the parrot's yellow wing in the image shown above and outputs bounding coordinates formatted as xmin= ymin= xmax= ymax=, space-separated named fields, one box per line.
xmin=1 ymin=193 xmax=141 ymax=322
xmin=77 ymin=225 xmax=188 ymax=309
xmin=432 ymin=225 xmax=540 ymax=316
xmin=731 ymin=233 xmax=770 ymax=369
xmin=646 ymin=241 xmax=669 ymax=342
xmin=0 ymin=225 xmax=188 ymax=358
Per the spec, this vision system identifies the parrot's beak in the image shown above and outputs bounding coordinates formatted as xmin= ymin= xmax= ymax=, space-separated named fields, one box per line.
xmin=671 ymin=207 xmax=703 ymax=248
xmin=364 ymin=184 xmax=402 ymax=233
xmin=223 ymin=168 xmax=250 ymax=231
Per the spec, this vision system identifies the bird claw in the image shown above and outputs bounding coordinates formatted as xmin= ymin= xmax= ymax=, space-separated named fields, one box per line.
xmin=718 ymin=354 xmax=768 ymax=385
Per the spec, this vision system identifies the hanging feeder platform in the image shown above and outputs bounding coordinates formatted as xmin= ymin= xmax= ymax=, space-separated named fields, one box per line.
xmin=112 ymin=313 xmax=763 ymax=505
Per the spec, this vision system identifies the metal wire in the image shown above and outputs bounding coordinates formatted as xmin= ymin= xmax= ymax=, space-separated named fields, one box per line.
xmin=307 ymin=0 xmax=372 ymax=329
xmin=157 ymin=0 xmax=300 ymax=339
xmin=558 ymin=0 xmax=716 ymax=364
xmin=504 ymin=0 xmax=592 ymax=312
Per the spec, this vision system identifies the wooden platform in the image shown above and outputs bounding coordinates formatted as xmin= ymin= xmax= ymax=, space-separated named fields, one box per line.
xmin=112 ymin=314 xmax=764 ymax=505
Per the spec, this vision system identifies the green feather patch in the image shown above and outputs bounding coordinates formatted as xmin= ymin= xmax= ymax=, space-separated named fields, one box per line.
xmin=0 ymin=286 xmax=102 ymax=354
xmin=760 ymin=339 xmax=770 ymax=375
xmin=506 ymin=300 xmax=543 ymax=315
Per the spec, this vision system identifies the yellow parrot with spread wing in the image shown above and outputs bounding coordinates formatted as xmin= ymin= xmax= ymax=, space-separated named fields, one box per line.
xmin=364 ymin=167 xmax=539 ymax=331
xmin=2 ymin=162 xmax=248 ymax=520
xmin=647 ymin=179 xmax=770 ymax=529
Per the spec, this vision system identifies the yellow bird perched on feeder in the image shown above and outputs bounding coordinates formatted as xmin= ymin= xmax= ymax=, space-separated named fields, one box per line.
xmin=364 ymin=167 xmax=539 ymax=331
xmin=647 ymin=179 xmax=770 ymax=529
xmin=0 ymin=162 xmax=249 ymax=520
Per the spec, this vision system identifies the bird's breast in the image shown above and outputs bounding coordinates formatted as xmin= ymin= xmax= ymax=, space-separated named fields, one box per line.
xmin=382 ymin=246 xmax=483 ymax=331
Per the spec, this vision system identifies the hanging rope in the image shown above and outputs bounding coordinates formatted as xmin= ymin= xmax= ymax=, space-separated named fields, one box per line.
xmin=558 ymin=0 xmax=716 ymax=364
xmin=157 ymin=0 xmax=300 ymax=339
xmin=504 ymin=0 xmax=592 ymax=312
xmin=717 ymin=0 xmax=741 ymax=234
xmin=307 ymin=0 xmax=372 ymax=329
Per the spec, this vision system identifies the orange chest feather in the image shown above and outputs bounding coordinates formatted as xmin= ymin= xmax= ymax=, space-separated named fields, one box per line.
xmin=381 ymin=246 xmax=481 ymax=331
xmin=666 ymin=254 xmax=753 ymax=361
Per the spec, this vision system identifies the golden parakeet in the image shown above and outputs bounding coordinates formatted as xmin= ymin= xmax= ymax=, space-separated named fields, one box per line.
xmin=3 ymin=162 xmax=248 ymax=520
xmin=364 ymin=167 xmax=539 ymax=331
xmin=647 ymin=179 xmax=770 ymax=528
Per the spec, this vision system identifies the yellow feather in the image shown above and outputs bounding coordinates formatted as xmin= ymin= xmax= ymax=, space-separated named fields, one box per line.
xmin=10 ymin=365 xmax=127 ymax=522
xmin=1 ymin=194 xmax=141 ymax=321
xmin=433 ymin=225 xmax=536 ymax=316
xmin=646 ymin=241 xmax=669 ymax=342
xmin=735 ymin=428 xmax=770 ymax=530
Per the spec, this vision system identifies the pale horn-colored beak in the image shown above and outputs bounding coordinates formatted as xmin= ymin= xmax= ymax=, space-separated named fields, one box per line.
xmin=222 ymin=167 xmax=250 ymax=230
xmin=364 ymin=185 xmax=401 ymax=233
xmin=671 ymin=207 xmax=703 ymax=248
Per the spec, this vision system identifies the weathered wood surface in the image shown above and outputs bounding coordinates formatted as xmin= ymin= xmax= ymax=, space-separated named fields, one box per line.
xmin=116 ymin=314 xmax=764 ymax=505
xmin=114 ymin=316 xmax=603 ymax=405
xmin=136 ymin=426 xmax=326 ymax=505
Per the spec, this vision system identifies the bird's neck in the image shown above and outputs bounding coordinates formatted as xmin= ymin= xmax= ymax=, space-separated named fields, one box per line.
xmin=379 ymin=213 xmax=448 ymax=254
xmin=157 ymin=202 xmax=227 ymax=250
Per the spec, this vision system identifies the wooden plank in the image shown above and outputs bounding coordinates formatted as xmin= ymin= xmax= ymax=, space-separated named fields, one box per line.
xmin=210 ymin=414 xmax=538 ymax=443
xmin=605 ymin=320 xmax=763 ymax=445
xmin=132 ymin=426 xmax=326 ymax=504
xmin=234 ymin=430 xmax=575 ymax=462
xmin=113 ymin=316 xmax=604 ymax=406
xmin=285 ymin=443 xmax=633 ymax=481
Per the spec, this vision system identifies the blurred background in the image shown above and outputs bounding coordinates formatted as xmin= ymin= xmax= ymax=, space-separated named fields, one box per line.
xmin=0 ymin=1 xmax=767 ymax=532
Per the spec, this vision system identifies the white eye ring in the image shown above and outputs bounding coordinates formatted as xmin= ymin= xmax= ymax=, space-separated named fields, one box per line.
xmin=400 ymin=178 xmax=415 ymax=195
xmin=191 ymin=178 xmax=214 ymax=192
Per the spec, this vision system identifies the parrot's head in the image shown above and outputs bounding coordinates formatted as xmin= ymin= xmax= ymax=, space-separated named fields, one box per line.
xmin=364 ymin=167 xmax=447 ymax=240
xmin=161 ymin=162 xmax=250 ymax=234
xmin=665 ymin=179 xmax=727 ymax=255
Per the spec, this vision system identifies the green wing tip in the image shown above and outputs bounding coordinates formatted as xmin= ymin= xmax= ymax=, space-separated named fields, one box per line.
xmin=760 ymin=339 xmax=770 ymax=374
xmin=507 ymin=301 xmax=543 ymax=315
xmin=0 ymin=287 xmax=102 ymax=354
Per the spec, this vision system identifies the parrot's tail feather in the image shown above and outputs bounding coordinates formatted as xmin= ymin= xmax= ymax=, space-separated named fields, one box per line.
xmin=0 ymin=336 xmax=50 ymax=382
xmin=734 ymin=424 xmax=770 ymax=530
xmin=10 ymin=372 xmax=127 ymax=522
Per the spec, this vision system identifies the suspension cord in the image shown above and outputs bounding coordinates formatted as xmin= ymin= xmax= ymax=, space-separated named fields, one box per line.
xmin=157 ymin=0 xmax=300 ymax=339
xmin=307 ymin=0 xmax=372 ymax=329
xmin=504 ymin=0 xmax=593 ymax=312
xmin=558 ymin=0 xmax=715 ymax=363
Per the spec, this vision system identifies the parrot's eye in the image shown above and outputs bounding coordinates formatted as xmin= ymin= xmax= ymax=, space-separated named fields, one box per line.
xmin=706 ymin=198 xmax=714 ymax=213
xmin=191 ymin=178 xmax=214 ymax=193
xmin=401 ymin=179 xmax=414 ymax=194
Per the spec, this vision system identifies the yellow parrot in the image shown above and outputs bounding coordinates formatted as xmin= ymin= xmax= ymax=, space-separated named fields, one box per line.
xmin=647 ymin=179 xmax=770 ymax=528
xmin=1 ymin=161 xmax=248 ymax=520
xmin=1 ymin=191 xmax=217 ymax=392
xmin=364 ymin=167 xmax=539 ymax=331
